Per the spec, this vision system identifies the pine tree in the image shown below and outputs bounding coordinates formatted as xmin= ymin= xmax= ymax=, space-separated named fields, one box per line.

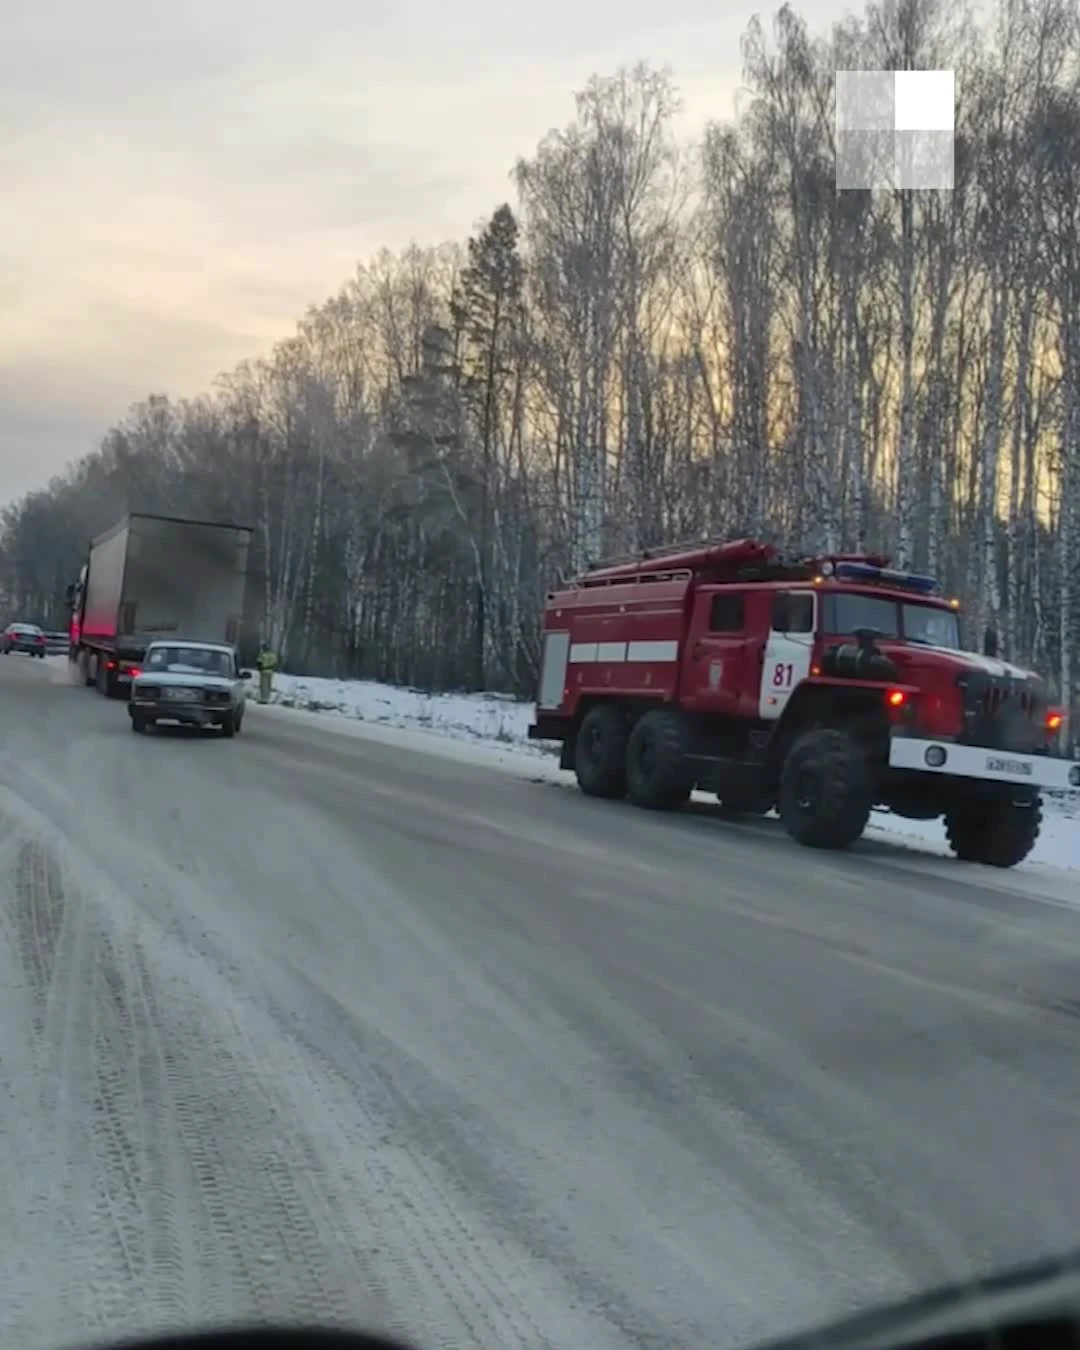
xmin=453 ymin=204 xmax=525 ymax=688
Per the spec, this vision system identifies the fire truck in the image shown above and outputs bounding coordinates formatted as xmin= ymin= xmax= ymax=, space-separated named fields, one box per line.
xmin=527 ymin=537 xmax=1077 ymax=867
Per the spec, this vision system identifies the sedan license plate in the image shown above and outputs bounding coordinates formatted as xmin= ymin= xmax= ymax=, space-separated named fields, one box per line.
xmin=165 ymin=687 xmax=196 ymax=701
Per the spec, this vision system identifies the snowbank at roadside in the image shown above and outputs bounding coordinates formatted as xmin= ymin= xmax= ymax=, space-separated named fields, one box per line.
xmin=256 ymin=673 xmax=549 ymax=754
xmin=250 ymin=671 xmax=1079 ymax=873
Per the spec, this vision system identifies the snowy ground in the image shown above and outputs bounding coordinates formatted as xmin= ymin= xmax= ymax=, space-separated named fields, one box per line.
xmin=250 ymin=671 xmax=1079 ymax=874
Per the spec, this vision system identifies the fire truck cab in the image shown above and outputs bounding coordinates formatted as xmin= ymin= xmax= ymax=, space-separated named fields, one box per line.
xmin=528 ymin=537 xmax=1077 ymax=866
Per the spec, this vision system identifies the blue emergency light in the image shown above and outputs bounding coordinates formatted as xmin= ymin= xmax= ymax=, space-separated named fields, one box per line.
xmin=833 ymin=561 xmax=939 ymax=595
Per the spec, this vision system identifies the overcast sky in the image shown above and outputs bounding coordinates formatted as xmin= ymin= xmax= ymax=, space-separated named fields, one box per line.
xmin=2 ymin=0 xmax=855 ymax=508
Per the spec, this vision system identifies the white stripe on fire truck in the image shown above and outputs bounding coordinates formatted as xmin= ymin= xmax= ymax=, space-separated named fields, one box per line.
xmin=567 ymin=639 xmax=679 ymax=664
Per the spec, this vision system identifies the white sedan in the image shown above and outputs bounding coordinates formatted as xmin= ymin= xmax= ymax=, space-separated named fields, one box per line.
xmin=128 ymin=640 xmax=251 ymax=737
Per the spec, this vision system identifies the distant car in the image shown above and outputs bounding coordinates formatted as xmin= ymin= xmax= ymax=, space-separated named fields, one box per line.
xmin=1 ymin=623 xmax=47 ymax=657
xmin=128 ymin=639 xmax=251 ymax=738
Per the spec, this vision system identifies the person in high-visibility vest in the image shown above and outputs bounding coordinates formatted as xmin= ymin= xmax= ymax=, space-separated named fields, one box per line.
xmin=256 ymin=643 xmax=277 ymax=704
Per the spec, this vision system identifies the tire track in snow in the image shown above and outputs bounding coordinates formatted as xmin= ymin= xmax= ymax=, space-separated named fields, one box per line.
xmin=13 ymin=839 xmax=65 ymax=1033
xmin=0 ymin=776 xmax=404 ymax=1340
xmin=260 ymin=998 xmax=569 ymax=1350
xmin=127 ymin=942 xmax=377 ymax=1330
xmin=0 ymin=814 xmax=117 ymax=1340
xmin=255 ymin=953 xmax=634 ymax=1350
xmin=7 ymin=828 xmax=174 ymax=1333
xmin=0 ymin=825 xmax=60 ymax=1339
xmin=86 ymin=925 xmax=198 ymax=1327
xmin=0 ymin=790 xmax=381 ymax=1341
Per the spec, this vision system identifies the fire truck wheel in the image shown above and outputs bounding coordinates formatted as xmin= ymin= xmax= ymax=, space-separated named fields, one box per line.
xmin=778 ymin=727 xmax=871 ymax=849
xmin=944 ymin=796 xmax=1042 ymax=867
xmin=625 ymin=708 xmax=693 ymax=810
xmin=573 ymin=704 xmax=628 ymax=798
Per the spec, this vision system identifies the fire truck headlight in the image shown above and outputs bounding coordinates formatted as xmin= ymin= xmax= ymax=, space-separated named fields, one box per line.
xmin=1069 ymin=765 xmax=1080 ymax=788
xmin=925 ymin=744 xmax=948 ymax=768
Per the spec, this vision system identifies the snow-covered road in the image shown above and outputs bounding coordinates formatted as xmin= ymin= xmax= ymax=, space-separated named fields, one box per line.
xmin=3 ymin=653 xmax=1080 ymax=1350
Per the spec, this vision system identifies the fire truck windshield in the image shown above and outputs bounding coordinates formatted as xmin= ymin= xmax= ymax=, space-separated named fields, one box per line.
xmin=821 ymin=593 xmax=960 ymax=649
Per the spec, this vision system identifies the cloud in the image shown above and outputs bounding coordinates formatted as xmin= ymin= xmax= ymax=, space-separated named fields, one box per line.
xmin=1 ymin=0 xmax=853 ymax=508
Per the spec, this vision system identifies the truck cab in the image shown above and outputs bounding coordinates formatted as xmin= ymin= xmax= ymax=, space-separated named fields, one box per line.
xmin=677 ymin=583 xmax=818 ymax=722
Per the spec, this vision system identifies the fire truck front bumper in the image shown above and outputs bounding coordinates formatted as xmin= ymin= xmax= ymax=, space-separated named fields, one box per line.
xmin=888 ymin=736 xmax=1080 ymax=791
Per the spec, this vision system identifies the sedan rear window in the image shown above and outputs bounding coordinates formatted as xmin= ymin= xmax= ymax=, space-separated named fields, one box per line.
xmin=145 ymin=646 xmax=233 ymax=677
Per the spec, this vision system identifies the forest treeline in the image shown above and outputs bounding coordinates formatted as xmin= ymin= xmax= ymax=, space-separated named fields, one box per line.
xmin=2 ymin=0 xmax=1078 ymax=708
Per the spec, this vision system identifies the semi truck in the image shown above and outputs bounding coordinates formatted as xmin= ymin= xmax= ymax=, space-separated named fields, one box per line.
xmin=528 ymin=536 xmax=1078 ymax=867
xmin=66 ymin=512 xmax=255 ymax=699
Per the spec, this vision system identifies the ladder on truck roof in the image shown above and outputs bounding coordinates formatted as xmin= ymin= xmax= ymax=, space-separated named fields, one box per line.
xmin=573 ymin=536 xmax=777 ymax=588
xmin=585 ymin=535 xmax=726 ymax=571
xmin=572 ymin=537 xmax=901 ymax=591
xmin=565 ymin=537 xmax=709 ymax=589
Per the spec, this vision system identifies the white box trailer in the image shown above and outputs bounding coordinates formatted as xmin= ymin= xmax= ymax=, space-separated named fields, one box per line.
xmin=68 ymin=512 xmax=254 ymax=698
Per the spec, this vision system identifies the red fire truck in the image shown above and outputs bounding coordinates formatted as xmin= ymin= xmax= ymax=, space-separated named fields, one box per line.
xmin=527 ymin=537 xmax=1076 ymax=866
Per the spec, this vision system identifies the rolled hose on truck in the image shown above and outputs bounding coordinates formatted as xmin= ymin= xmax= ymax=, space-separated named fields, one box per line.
xmin=821 ymin=640 xmax=898 ymax=682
